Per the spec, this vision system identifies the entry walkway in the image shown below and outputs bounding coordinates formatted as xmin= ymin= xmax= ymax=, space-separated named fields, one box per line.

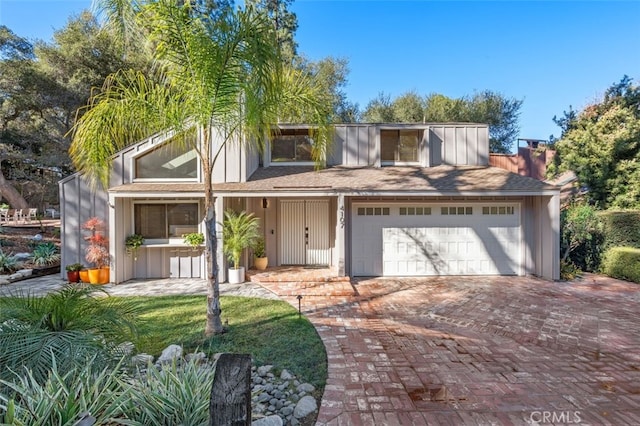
xmin=0 ymin=274 xmax=278 ymax=299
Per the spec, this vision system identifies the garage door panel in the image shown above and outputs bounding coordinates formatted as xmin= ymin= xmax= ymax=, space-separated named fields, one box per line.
xmin=353 ymin=203 xmax=521 ymax=276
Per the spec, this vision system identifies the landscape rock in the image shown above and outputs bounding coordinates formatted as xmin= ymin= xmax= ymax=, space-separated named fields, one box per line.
xmin=131 ymin=353 xmax=154 ymax=367
xmin=16 ymin=269 xmax=32 ymax=277
xmin=296 ymin=383 xmax=315 ymax=393
xmin=293 ymin=395 xmax=317 ymax=419
xmin=280 ymin=369 xmax=294 ymax=380
xmin=252 ymin=415 xmax=283 ymax=426
xmin=257 ymin=365 xmax=273 ymax=376
xmin=14 ymin=253 xmax=32 ymax=261
xmin=156 ymin=344 xmax=183 ymax=364
xmin=149 ymin=344 xmax=318 ymax=425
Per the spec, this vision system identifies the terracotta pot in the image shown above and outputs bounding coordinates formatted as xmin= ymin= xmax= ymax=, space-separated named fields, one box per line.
xmin=254 ymin=257 xmax=268 ymax=271
xmin=66 ymin=270 xmax=80 ymax=283
xmin=88 ymin=267 xmax=110 ymax=285
xmin=79 ymin=269 xmax=90 ymax=283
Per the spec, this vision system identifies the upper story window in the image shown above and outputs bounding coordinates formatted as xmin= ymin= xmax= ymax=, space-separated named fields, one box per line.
xmin=381 ymin=129 xmax=421 ymax=164
xmin=135 ymin=136 xmax=198 ymax=180
xmin=270 ymin=129 xmax=313 ymax=163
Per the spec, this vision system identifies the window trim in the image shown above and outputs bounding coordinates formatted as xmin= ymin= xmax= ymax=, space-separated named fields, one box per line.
xmin=268 ymin=128 xmax=318 ymax=166
xmin=131 ymin=138 xmax=200 ymax=183
xmin=132 ymin=200 xmax=201 ymax=244
xmin=380 ymin=128 xmax=422 ymax=166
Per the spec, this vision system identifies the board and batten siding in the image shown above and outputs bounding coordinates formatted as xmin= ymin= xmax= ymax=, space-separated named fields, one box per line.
xmin=59 ymin=173 xmax=109 ymax=280
xmin=429 ymin=124 xmax=489 ymax=166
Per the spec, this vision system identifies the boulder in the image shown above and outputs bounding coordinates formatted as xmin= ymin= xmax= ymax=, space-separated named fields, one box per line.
xmin=157 ymin=344 xmax=183 ymax=364
xmin=293 ymin=395 xmax=317 ymax=419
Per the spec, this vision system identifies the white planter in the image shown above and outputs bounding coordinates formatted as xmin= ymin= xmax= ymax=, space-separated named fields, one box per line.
xmin=228 ymin=267 xmax=245 ymax=284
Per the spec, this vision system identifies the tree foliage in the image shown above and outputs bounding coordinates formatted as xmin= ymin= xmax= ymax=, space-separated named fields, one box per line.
xmin=71 ymin=0 xmax=333 ymax=337
xmin=552 ymin=76 xmax=640 ymax=209
xmin=0 ymin=13 xmax=151 ymax=207
xmin=361 ymin=90 xmax=523 ymax=153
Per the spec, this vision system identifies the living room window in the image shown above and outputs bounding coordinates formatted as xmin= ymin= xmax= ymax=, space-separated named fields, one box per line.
xmin=135 ymin=135 xmax=198 ymax=179
xmin=381 ymin=129 xmax=420 ymax=164
xmin=270 ymin=129 xmax=314 ymax=163
xmin=134 ymin=203 xmax=199 ymax=240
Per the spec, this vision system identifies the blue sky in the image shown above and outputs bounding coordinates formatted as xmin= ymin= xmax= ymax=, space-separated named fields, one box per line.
xmin=1 ymin=0 xmax=639 ymax=148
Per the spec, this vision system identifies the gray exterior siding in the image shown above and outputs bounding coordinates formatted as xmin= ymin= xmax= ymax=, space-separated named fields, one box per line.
xmin=429 ymin=124 xmax=489 ymax=166
xmin=59 ymin=174 xmax=109 ymax=277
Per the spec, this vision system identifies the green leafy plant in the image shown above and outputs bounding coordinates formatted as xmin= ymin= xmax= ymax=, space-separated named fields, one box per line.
xmin=65 ymin=263 xmax=84 ymax=272
xmin=0 ymin=284 xmax=140 ymax=386
xmin=125 ymin=233 xmax=145 ymax=257
xmin=0 ymin=356 xmax=130 ymax=425
xmin=182 ymin=232 xmax=204 ymax=249
xmin=31 ymin=242 xmax=61 ymax=266
xmin=222 ymin=210 xmax=260 ymax=269
xmin=119 ymin=359 xmax=215 ymax=425
xmin=253 ymin=236 xmax=266 ymax=258
xmin=0 ymin=250 xmax=20 ymax=273
xmin=601 ymin=246 xmax=640 ymax=283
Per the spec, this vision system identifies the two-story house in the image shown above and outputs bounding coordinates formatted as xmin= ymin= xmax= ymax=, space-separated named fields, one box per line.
xmin=59 ymin=123 xmax=560 ymax=283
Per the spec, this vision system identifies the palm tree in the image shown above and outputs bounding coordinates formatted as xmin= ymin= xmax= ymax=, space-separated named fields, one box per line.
xmin=0 ymin=284 xmax=139 ymax=385
xmin=70 ymin=0 xmax=332 ymax=335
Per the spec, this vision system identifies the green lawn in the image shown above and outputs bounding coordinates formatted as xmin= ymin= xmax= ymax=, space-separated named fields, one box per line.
xmin=128 ymin=295 xmax=327 ymax=388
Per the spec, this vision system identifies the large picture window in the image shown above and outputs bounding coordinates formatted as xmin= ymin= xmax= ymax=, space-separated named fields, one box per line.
xmin=134 ymin=203 xmax=199 ymax=239
xmin=135 ymin=136 xmax=198 ymax=179
xmin=270 ymin=129 xmax=313 ymax=163
xmin=381 ymin=129 xmax=420 ymax=163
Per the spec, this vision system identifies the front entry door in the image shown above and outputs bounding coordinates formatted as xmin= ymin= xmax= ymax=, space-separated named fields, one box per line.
xmin=279 ymin=200 xmax=330 ymax=265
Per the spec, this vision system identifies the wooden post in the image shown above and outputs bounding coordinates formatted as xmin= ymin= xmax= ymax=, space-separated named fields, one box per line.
xmin=209 ymin=353 xmax=252 ymax=426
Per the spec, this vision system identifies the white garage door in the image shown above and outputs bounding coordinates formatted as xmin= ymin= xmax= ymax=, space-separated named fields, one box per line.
xmin=351 ymin=203 xmax=521 ymax=276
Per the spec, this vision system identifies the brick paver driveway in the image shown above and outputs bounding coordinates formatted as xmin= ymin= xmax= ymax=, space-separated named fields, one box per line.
xmin=268 ymin=275 xmax=640 ymax=425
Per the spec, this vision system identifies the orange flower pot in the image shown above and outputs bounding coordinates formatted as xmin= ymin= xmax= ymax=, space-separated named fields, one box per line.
xmin=79 ymin=269 xmax=90 ymax=283
xmin=88 ymin=267 xmax=110 ymax=285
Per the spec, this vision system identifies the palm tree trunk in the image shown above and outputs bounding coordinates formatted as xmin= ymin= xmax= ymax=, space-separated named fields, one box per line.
xmin=203 ymin=128 xmax=224 ymax=336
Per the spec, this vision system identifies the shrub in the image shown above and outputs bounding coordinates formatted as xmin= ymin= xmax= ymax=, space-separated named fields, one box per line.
xmin=561 ymin=202 xmax=603 ymax=271
xmin=601 ymin=247 xmax=640 ymax=283
xmin=0 ymin=250 xmax=20 ymax=273
xmin=31 ymin=242 xmax=61 ymax=266
xmin=0 ymin=357 xmax=130 ymax=425
xmin=599 ymin=210 xmax=640 ymax=249
xmin=119 ymin=359 xmax=215 ymax=425
xmin=0 ymin=285 xmax=140 ymax=386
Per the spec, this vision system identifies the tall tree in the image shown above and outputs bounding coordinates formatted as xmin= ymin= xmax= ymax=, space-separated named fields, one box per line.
xmin=391 ymin=91 xmax=424 ymax=123
xmin=552 ymin=76 xmax=640 ymax=209
xmin=362 ymin=90 xmax=523 ymax=153
xmin=71 ymin=0 xmax=332 ymax=336
xmin=361 ymin=92 xmax=394 ymax=123
xmin=0 ymin=13 xmax=151 ymax=208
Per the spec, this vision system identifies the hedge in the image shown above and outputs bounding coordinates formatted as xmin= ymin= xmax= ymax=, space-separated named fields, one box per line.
xmin=599 ymin=211 xmax=640 ymax=249
xmin=601 ymin=246 xmax=640 ymax=283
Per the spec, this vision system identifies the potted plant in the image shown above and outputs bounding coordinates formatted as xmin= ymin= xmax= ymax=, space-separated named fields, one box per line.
xmin=182 ymin=232 xmax=204 ymax=250
xmin=82 ymin=217 xmax=110 ymax=284
xmin=253 ymin=236 xmax=268 ymax=271
xmin=222 ymin=209 xmax=260 ymax=284
xmin=125 ymin=233 xmax=145 ymax=260
xmin=65 ymin=263 xmax=83 ymax=283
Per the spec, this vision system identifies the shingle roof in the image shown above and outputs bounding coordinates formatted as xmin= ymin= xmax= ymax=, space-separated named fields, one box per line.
xmin=108 ymin=166 xmax=558 ymax=195
xmin=214 ymin=165 xmax=558 ymax=194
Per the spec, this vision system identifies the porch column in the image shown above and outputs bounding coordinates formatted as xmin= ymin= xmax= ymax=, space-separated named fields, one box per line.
xmin=214 ymin=196 xmax=226 ymax=283
xmin=335 ymin=194 xmax=346 ymax=276
xmin=108 ymin=193 xmax=116 ymax=284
